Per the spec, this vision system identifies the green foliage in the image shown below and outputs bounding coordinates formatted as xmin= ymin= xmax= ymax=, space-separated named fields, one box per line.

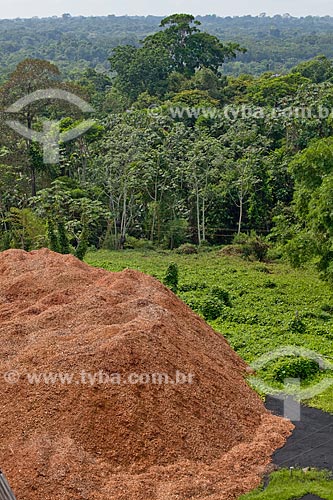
xmin=270 ymin=357 xmax=320 ymax=382
xmin=246 ymin=72 xmax=310 ymax=106
xmin=109 ymin=14 xmax=244 ymax=101
xmin=175 ymin=243 xmax=198 ymax=254
xmin=31 ymin=179 xmax=108 ymax=255
xmin=278 ymin=136 xmax=333 ymax=284
xmin=292 ymin=55 xmax=333 ymax=83
xmin=2 ymin=208 xmax=46 ymax=251
xmin=233 ymin=233 xmax=270 ymax=262
xmin=288 ymin=314 xmax=307 ymax=334
xmin=239 ymin=468 xmax=333 ymax=500
xmin=164 ymin=262 xmax=179 ymax=292
xmin=210 ymin=286 xmax=232 ymax=306
xmin=2 ymin=19 xmax=333 ymax=292
xmin=164 ymin=219 xmax=189 ymax=250
xmin=178 ymin=281 xmax=207 ymax=292
xmin=123 ymin=236 xmax=155 ymax=250
xmin=57 ymin=221 xmax=70 ymax=254
xmin=200 ymin=297 xmax=226 ymax=320
xmin=75 ymin=227 xmax=89 ymax=260
xmin=47 ymin=220 xmax=60 ymax=252
xmin=200 ymin=286 xmax=231 ymax=320
xmin=1 ymin=15 xmax=333 ymax=79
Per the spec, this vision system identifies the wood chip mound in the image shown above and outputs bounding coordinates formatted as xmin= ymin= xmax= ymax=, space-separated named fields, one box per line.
xmin=0 ymin=249 xmax=293 ymax=499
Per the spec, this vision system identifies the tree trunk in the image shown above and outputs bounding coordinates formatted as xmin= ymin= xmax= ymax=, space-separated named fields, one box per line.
xmin=202 ymin=197 xmax=206 ymax=242
xmin=196 ymin=184 xmax=201 ymax=245
xmin=237 ymin=196 xmax=243 ymax=235
xmin=120 ymin=187 xmax=127 ymax=249
xmin=27 ymin=111 xmax=36 ymax=197
xmin=31 ymin=163 xmax=36 ymax=197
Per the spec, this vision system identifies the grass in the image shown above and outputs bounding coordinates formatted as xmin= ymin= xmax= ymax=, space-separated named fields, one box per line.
xmin=239 ymin=469 xmax=333 ymax=499
xmin=85 ymin=248 xmax=333 ymax=412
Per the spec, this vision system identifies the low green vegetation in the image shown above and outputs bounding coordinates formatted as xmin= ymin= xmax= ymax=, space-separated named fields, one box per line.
xmin=239 ymin=469 xmax=333 ymax=500
xmin=85 ymin=248 xmax=333 ymax=413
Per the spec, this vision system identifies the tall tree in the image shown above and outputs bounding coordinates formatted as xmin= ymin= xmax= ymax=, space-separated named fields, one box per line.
xmin=0 ymin=59 xmax=61 ymax=196
xmin=109 ymin=14 xmax=245 ymax=101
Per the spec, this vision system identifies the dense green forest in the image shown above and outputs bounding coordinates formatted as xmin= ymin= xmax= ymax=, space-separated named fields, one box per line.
xmin=1 ymin=13 xmax=333 ymax=284
xmin=1 ymin=13 xmax=333 ymax=78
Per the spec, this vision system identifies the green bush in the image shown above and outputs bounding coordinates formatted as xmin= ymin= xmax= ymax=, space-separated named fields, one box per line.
xmin=322 ymin=303 xmax=333 ymax=314
xmin=175 ymin=243 xmax=198 ymax=254
xmin=288 ymin=315 xmax=307 ymax=333
xmin=233 ymin=232 xmax=270 ymax=262
xmin=255 ymin=264 xmax=271 ymax=274
xmin=0 ymin=231 xmax=11 ymax=251
xmin=201 ymin=297 xmax=226 ymax=321
xmin=210 ymin=286 xmax=232 ymax=306
xmin=271 ymin=357 xmax=320 ymax=382
xmin=263 ymin=279 xmax=277 ymax=289
xmin=75 ymin=228 xmax=89 ymax=261
xmin=47 ymin=220 xmax=59 ymax=253
xmin=124 ymin=236 xmax=155 ymax=250
xmin=219 ymin=244 xmax=244 ymax=257
xmin=179 ymin=282 xmax=207 ymax=292
xmin=164 ymin=262 xmax=179 ymax=292
xmin=58 ymin=221 xmax=70 ymax=254
xmin=163 ymin=218 xmax=189 ymax=250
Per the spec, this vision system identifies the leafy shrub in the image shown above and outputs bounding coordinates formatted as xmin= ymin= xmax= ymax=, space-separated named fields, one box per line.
xmin=198 ymin=240 xmax=213 ymax=252
xmin=219 ymin=245 xmax=243 ymax=257
xmin=201 ymin=297 xmax=226 ymax=321
xmin=47 ymin=220 xmax=59 ymax=252
xmin=255 ymin=264 xmax=271 ymax=274
xmin=233 ymin=232 xmax=270 ymax=262
xmin=288 ymin=315 xmax=307 ymax=334
xmin=175 ymin=243 xmax=198 ymax=254
xmin=75 ymin=229 xmax=89 ymax=261
xmin=266 ymin=246 xmax=283 ymax=261
xmin=5 ymin=208 xmax=46 ymax=251
xmin=200 ymin=286 xmax=231 ymax=320
xmin=58 ymin=221 xmax=70 ymax=254
xmin=263 ymin=279 xmax=277 ymax=289
xmin=124 ymin=236 xmax=155 ymax=250
xmin=164 ymin=262 xmax=179 ymax=292
xmin=179 ymin=282 xmax=207 ymax=292
xmin=322 ymin=303 xmax=333 ymax=314
xmin=163 ymin=218 xmax=188 ymax=250
xmin=210 ymin=286 xmax=232 ymax=306
xmin=0 ymin=231 xmax=11 ymax=251
xmin=182 ymin=297 xmax=201 ymax=312
xmin=271 ymin=357 xmax=320 ymax=382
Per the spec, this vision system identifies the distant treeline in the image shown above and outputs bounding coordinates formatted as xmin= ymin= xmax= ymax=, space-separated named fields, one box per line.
xmin=1 ymin=14 xmax=333 ymax=79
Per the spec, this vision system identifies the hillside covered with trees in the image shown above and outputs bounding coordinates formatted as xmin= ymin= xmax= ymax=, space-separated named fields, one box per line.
xmin=1 ymin=14 xmax=333 ymax=284
xmin=1 ymin=13 xmax=333 ymax=79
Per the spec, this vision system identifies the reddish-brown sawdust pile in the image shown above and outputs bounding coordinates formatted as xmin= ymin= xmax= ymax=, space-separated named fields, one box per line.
xmin=0 ymin=249 xmax=293 ymax=500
